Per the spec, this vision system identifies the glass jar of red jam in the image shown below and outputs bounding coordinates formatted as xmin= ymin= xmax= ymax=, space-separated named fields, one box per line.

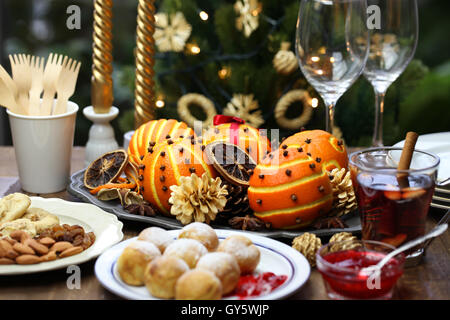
xmin=316 ymin=239 xmax=405 ymax=300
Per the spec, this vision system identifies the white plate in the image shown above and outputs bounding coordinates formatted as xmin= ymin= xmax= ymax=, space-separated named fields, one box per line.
xmin=393 ymin=132 xmax=450 ymax=184
xmin=0 ymin=197 xmax=124 ymax=275
xmin=95 ymin=230 xmax=311 ymax=300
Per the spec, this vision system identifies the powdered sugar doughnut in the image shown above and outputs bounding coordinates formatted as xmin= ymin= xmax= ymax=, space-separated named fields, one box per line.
xmin=175 ymin=269 xmax=222 ymax=300
xmin=217 ymin=235 xmax=260 ymax=274
xmin=117 ymin=240 xmax=161 ymax=286
xmin=138 ymin=227 xmax=174 ymax=253
xmin=163 ymin=238 xmax=208 ymax=268
xmin=144 ymin=255 xmax=189 ymax=299
xmin=196 ymin=252 xmax=240 ymax=294
xmin=178 ymin=222 xmax=219 ymax=251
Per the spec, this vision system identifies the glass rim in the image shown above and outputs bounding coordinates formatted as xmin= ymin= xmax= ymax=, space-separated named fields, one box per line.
xmin=349 ymin=147 xmax=440 ymax=175
xmin=316 ymin=239 xmax=405 ymax=274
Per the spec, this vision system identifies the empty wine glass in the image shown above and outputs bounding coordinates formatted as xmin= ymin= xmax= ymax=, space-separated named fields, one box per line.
xmin=363 ymin=0 xmax=418 ymax=146
xmin=296 ymin=0 xmax=369 ymax=133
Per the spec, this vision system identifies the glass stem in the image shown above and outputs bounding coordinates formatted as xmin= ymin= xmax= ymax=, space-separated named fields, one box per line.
xmin=325 ymin=102 xmax=335 ymax=134
xmin=372 ymin=90 xmax=386 ymax=147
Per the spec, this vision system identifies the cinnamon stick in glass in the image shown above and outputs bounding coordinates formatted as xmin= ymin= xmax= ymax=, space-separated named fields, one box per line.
xmin=397 ymin=131 xmax=419 ymax=188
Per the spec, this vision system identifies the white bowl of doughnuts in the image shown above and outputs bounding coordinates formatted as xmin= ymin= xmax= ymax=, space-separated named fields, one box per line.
xmin=95 ymin=222 xmax=311 ymax=300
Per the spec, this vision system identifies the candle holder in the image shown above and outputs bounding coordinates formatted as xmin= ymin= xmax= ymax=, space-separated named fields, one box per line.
xmin=83 ymin=105 xmax=119 ymax=167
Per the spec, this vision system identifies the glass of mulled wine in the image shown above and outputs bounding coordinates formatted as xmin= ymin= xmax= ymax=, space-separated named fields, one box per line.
xmin=316 ymin=239 xmax=405 ymax=300
xmin=349 ymin=147 xmax=440 ymax=264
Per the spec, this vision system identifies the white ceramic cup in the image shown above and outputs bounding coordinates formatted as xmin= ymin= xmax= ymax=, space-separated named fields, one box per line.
xmin=7 ymin=101 xmax=79 ymax=193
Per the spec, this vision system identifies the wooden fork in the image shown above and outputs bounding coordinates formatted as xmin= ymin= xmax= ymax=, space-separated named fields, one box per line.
xmin=0 ymin=76 xmax=21 ymax=114
xmin=29 ymin=56 xmax=45 ymax=116
xmin=0 ymin=64 xmax=21 ymax=113
xmin=53 ymin=58 xmax=81 ymax=115
xmin=9 ymin=54 xmax=32 ymax=115
xmin=41 ymin=53 xmax=64 ymax=116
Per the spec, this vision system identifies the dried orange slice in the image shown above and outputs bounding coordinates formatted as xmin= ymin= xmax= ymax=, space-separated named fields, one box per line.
xmin=84 ymin=150 xmax=128 ymax=189
xmin=205 ymin=141 xmax=256 ymax=186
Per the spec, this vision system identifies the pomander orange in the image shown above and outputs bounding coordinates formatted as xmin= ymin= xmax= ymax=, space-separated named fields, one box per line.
xmin=202 ymin=123 xmax=271 ymax=164
xmin=140 ymin=137 xmax=217 ymax=216
xmin=281 ymin=130 xmax=348 ymax=171
xmin=248 ymin=144 xmax=333 ymax=229
xmin=128 ymin=119 xmax=194 ymax=166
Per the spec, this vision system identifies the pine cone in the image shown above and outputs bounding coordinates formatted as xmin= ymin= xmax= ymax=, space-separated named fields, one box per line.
xmin=168 ymin=173 xmax=228 ymax=225
xmin=328 ymin=232 xmax=359 ymax=253
xmin=219 ymin=183 xmax=252 ymax=218
xmin=328 ymin=168 xmax=357 ymax=217
xmin=292 ymin=233 xmax=322 ymax=267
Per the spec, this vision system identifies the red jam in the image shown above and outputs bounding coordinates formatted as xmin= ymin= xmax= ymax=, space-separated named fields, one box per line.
xmin=228 ymin=272 xmax=288 ymax=299
xmin=319 ymin=250 xmax=403 ymax=299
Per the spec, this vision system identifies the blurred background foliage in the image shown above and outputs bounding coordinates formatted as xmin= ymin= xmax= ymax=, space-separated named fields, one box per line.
xmin=0 ymin=0 xmax=449 ymax=147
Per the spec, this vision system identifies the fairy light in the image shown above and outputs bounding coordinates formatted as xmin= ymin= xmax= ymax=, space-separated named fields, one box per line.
xmin=317 ymin=69 xmax=323 ymax=75
xmin=330 ymin=57 xmax=335 ymax=63
xmin=218 ymin=66 xmax=231 ymax=79
xmin=311 ymin=98 xmax=319 ymax=108
xmin=155 ymin=99 xmax=165 ymax=108
xmin=311 ymin=56 xmax=319 ymax=62
xmin=186 ymin=43 xmax=201 ymax=55
xmin=199 ymin=11 xmax=209 ymax=21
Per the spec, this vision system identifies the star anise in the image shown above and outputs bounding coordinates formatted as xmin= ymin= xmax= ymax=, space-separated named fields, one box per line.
xmin=313 ymin=216 xmax=348 ymax=230
xmin=124 ymin=203 xmax=156 ymax=217
xmin=228 ymin=215 xmax=267 ymax=231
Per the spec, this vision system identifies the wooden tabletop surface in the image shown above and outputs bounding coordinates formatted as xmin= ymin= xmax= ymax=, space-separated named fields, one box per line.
xmin=0 ymin=146 xmax=448 ymax=300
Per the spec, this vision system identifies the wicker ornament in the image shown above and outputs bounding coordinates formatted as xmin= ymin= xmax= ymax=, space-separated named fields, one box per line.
xmin=328 ymin=168 xmax=357 ymax=217
xmin=328 ymin=232 xmax=359 ymax=253
xmin=223 ymin=94 xmax=264 ymax=128
xmin=154 ymin=12 xmax=192 ymax=52
xmin=168 ymin=173 xmax=228 ymax=225
xmin=177 ymin=93 xmax=217 ymax=128
xmin=273 ymin=42 xmax=298 ymax=75
xmin=274 ymin=89 xmax=313 ymax=130
xmin=234 ymin=0 xmax=261 ymax=38
xmin=292 ymin=232 xmax=322 ymax=267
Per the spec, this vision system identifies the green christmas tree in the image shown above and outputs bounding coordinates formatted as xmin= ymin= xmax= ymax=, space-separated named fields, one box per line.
xmin=118 ymin=0 xmax=430 ymax=146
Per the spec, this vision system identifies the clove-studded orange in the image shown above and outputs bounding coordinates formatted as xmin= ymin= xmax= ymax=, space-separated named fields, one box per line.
xmin=248 ymin=144 xmax=333 ymax=229
xmin=127 ymin=119 xmax=194 ymax=166
xmin=281 ymin=130 xmax=348 ymax=172
xmin=202 ymin=123 xmax=271 ymax=164
xmin=140 ymin=138 xmax=217 ymax=216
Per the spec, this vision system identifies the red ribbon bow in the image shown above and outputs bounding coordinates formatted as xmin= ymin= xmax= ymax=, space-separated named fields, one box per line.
xmin=213 ymin=115 xmax=245 ymax=145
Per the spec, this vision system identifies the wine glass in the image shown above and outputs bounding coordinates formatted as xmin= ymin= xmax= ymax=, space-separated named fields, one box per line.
xmin=296 ymin=0 xmax=369 ymax=133
xmin=363 ymin=0 xmax=418 ymax=146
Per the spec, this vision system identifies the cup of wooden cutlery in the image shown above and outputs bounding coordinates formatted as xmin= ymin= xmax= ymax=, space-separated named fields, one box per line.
xmin=3 ymin=52 xmax=81 ymax=193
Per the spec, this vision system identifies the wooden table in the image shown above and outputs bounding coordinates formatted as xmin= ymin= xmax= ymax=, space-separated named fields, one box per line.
xmin=0 ymin=146 xmax=448 ymax=300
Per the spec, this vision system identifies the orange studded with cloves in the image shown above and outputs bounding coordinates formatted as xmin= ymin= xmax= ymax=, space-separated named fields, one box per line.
xmin=140 ymin=138 xmax=217 ymax=216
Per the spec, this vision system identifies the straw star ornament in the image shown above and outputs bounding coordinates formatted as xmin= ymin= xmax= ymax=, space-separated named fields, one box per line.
xmin=223 ymin=93 xmax=264 ymax=128
xmin=154 ymin=12 xmax=192 ymax=52
xmin=234 ymin=0 xmax=262 ymax=38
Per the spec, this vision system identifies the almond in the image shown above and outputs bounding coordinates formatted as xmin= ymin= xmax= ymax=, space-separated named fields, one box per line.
xmin=16 ymin=254 xmax=41 ymax=265
xmin=0 ymin=240 xmax=18 ymax=259
xmin=50 ymin=241 xmax=73 ymax=253
xmin=39 ymin=251 xmax=57 ymax=262
xmin=0 ymin=257 xmax=15 ymax=265
xmin=59 ymin=246 xmax=83 ymax=258
xmin=13 ymin=243 xmax=35 ymax=255
xmin=9 ymin=230 xmax=26 ymax=242
xmin=4 ymin=237 xmax=18 ymax=246
xmin=24 ymin=239 xmax=49 ymax=255
xmin=39 ymin=237 xmax=56 ymax=246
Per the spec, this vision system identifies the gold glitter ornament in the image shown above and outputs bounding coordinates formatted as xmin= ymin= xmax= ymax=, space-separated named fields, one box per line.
xmin=154 ymin=12 xmax=192 ymax=52
xmin=273 ymin=42 xmax=298 ymax=75
xmin=292 ymin=232 xmax=322 ymax=267
xmin=168 ymin=173 xmax=228 ymax=225
xmin=223 ymin=94 xmax=264 ymax=128
xmin=328 ymin=168 xmax=357 ymax=217
xmin=328 ymin=232 xmax=359 ymax=253
xmin=234 ymin=0 xmax=261 ymax=38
